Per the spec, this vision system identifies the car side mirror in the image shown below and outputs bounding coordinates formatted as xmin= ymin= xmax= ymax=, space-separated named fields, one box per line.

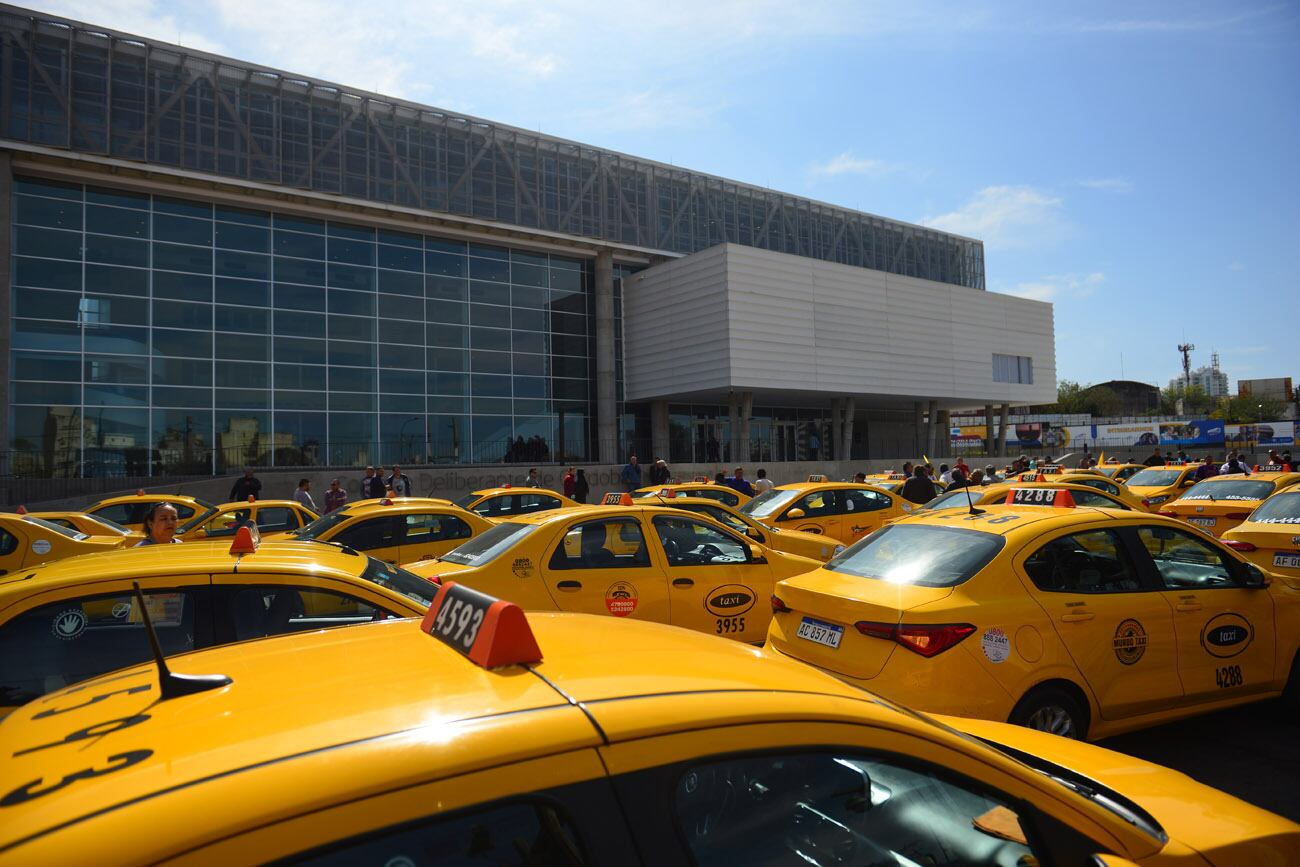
xmin=1182 ymin=479 xmax=1194 ymax=487
xmin=747 ymin=543 xmax=766 ymax=564
xmin=786 ymin=508 xmax=806 ymax=520
xmin=1243 ymin=563 xmax=1269 ymax=589
xmin=746 ymin=527 xmax=763 ymax=540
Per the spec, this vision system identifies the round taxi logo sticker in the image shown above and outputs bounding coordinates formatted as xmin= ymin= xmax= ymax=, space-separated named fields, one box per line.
xmin=1112 ymin=619 xmax=1148 ymax=665
xmin=981 ymin=627 xmax=1010 ymax=664
xmin=32 ymin=539 xmax=51 ymax=556
xmin=511 ymin=557 xmax=533 ymax=578
xmin=52 ymin=609 xmax=87 ymax=641
xmin=605 ymin=581 xmax=638 ymax=617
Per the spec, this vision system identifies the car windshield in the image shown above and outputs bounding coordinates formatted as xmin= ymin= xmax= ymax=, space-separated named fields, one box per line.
xmin=922 ymin=489 xmax=989 ymax=511
xmin=682 ymin=504 xmax=750 ymax=534
xmin=360 ymin=557 xmax=437 ymax=608
xmin=179 ymin=509 xmax=224 ymax=533
xmin=1181 ymin=480 xmax=1275 ymax=502
xmin=738 ymin=489 xmax=801 ymax=518
xmin=453 ymin=493 xmax=480 ymax=509
xmin=21 ymin=516 xmax=88 ymax=541
xmin=293 ymin=511 xmax=351 ymax=540
xmin=439 ymin=522 xmax=538 ymax=566
xmin=824 ymin=524 xmax=1004 ymax=588
xmin=1249 ymin=492 xmax=1300 ymax=524
xmin=1126 ymin=469 xmax=1182 ymax=487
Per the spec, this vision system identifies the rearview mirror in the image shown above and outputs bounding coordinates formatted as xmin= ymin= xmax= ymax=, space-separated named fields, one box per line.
xmin=1243 ymin=563 xmax=1269 ymax=589
xmin=747 ymin=543 xmax=766 ymax=563
xmin=746 ymin=527 xmax=763 ymax=540
xmin=786 ymin=508 xmax=806 ymax=520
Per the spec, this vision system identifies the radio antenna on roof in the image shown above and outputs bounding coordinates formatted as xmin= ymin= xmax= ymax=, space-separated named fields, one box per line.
xmin=131 ymin=581 xmax=231 ymax=700
xmin=963 ymin=475 xmax=985 ymax=516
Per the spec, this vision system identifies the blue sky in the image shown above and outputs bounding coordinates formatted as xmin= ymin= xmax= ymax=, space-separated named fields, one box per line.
xmin=30 ymin=0 xmax=1300 ymax=393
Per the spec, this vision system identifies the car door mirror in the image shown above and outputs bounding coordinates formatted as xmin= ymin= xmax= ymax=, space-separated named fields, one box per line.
xmin=1182 ymin=479 xmax=1194 ymax=487
xmin=1243 ymin=563 xmax=1269 ymax=589
xmin=746 ymin=527 xmax=763 ymax=540
xmin=786 ymin=508 xmax=805 ymax=520
xmin=747 ymin=543 xmax=766 ymax=564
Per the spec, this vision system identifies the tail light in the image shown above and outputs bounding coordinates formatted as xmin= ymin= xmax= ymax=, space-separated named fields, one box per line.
xmin=1226 ymin=512 xmax=1251 ymax=520
xmin=1223 ymin=540 xmax=1256 ymax=552
xmin=771 ymin=594 xmax=791 ymax=613
xmin=1158 ymin=509 xmax=1177 ymax=517
xmin=854 ymin=621 xmax=976 ymax=658
xmin=424 ymin=574 xmax=443 ymax=585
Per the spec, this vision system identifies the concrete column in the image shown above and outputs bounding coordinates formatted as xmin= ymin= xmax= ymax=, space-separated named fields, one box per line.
xmin=997 ymin=403 xmax=1010 ymax=456
xmin=739 ymin=391 xmax=753 ymax=464
xmin=594 ymin=250 xmax=618 ymax=463
xmin=926 ymin=400 xmax=939 ymax=458
xmin=913 ymin=401 xmax=924 ymax=456
xmin=0 ymin=152 xmax=11 ymax=475
xmin=650 ymin=399 xmax=670 ymax=464
xmin=842 ymin=397 xmax=856 ymax=460
xmin=726 ymin=391 xmax=739 ymax=464
xmin=984 ymin=403 xmax=995 ymax=454
xmin=830 ymin=398 xmax=843 ymax=462
xmin=937 ymin=409 xmax=951 ymax=456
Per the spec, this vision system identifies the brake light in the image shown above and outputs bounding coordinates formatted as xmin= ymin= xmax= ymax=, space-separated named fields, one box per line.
xmin=771 ymin=594 xmax=791 ymax=613
xmin=1141 ymin=499 xmax=1151 ymax=508
xmin=424 ymin=574 xmax=443 ymax=585
xmin=1223 ymin=540 xmax=1257 ymax=552
xmin=854 ymin=621 xmax=976 ymax=657
xmin=1158 ymin=509 xmax=1177 ymax=517
xmin=1226 ymin=512 xmax=1251 ymax=520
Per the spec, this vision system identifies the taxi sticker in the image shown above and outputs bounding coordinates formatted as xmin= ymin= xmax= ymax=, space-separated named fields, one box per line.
xmin=1112 ymin=619 xmax=1148 ymax=665
xmin=32 ymin=539 xmax=52 ymax=555
xmin=125 ymin=594 xmax=185 ymax=629
xmin=511 ymin=557 xmax=533 ymax=578
xmin=704 ymin=584 xmax=755 ymax=617
xmin=51 ymin=609 xmax=87 ymax=640
xmin=1200 ymin=613 xmax=1253 ymax=659
xmin=605 ymin=581 xmax=638 ymax=617
xmin=980 ymin=627 xmax=1010 ymax=663
xmin=111 ymin=602 xmax=132 ymax=619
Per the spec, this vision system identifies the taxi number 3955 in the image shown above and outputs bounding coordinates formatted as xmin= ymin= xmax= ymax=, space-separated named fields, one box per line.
xmin=716 ymin=616 xmax=746 ymax=635
xmin=1215 ymin=665 xmax=1244 ymax=689
xmin=432 ymin=598 xmax=485 ymax=650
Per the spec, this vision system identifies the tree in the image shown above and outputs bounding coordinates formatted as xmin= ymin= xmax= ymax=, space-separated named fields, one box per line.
xmin=1160 ymin=384 xmax=1214 ymax=416
xmin=1054 ymin=380 xmax=1089 ymax=414
xmin=1082 ymin=385 xmax=1122 ymax=418
xmin=1215 ymin=395 xmax=1287 ymax=424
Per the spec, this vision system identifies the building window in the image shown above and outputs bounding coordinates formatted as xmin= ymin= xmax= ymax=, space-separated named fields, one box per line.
xmin=993 ymin=353 xmax=1033 ymax=384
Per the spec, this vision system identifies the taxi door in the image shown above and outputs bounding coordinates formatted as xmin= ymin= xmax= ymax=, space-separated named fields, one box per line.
xmin=648 ymin=513 xmax=772 ymax=642
xmin=1132 ymin=525 xmax=1277 ymax=703
xmin=778 ymin=490 xmax=842 ymax=540
xmin=397 ymin=511 xmax=476 ymax=563
xmin=330 ymin=515 xmax=405 ymax=564
xmin=839 ymin=488 xmax=898 ymax=543
xmin=538 ymin=515 xmax=670 ymax=625
xmin=1017 ymin=527 xmax=1183 ymax=720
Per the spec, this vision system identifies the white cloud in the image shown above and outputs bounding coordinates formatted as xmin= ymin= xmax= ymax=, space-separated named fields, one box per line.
xmin=809 ymin=152 xmax=896 ymax=176
xmin=1077 ymin=177 xmax=1134 ymax=193
xmin=921 ymin=185 xmax=1071 ymax=249
xmin=995 ymin=272 xmax=1104 ymax=303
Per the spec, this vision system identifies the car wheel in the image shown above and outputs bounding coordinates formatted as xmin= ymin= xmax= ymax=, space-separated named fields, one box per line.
xmin=1010 ymin=687 xmax=1088 ymax=740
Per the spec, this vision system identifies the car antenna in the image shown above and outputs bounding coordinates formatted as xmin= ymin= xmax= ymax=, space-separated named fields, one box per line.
xmin=131 ymin=581 xmax=231 ymax=699
xmin=963 ymin=479 xmax=985 ymax=516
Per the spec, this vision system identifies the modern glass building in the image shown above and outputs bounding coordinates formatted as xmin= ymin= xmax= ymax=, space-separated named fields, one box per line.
xmin=0 ymin=4 xmax=1016 ymax=477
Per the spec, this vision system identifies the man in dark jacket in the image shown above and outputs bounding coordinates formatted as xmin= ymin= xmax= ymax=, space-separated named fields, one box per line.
xmin=901 ymin=466 xmax=937 ymax=504
xmin=1143 ymin=448 xmax=1165 ymax=467
xmin=229 ymin=468 xmax=261 ymax=502
xmin=944 ymin=468 xmax=972 ymax=492
xmin=648 ymin=459 xmax=671 ymax=486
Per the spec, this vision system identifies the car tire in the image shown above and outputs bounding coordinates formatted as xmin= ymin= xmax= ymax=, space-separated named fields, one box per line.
xmin=1282 ymin=653 xmax=1300 ymax=714
xmin=1010 ymin=686 xmax=1089 ymax=740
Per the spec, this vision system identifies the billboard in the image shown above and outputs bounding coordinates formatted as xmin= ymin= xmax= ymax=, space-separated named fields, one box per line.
xmin=1225 ymin=422 xmax=1295 ymax=447
xmin=1158 ymin=419 xmax=1224 ymax=446
xmin=1093 ymin=422 xmax=1160 ymax=447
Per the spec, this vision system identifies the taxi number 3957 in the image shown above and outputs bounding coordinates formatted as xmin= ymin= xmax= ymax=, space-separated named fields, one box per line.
xmin=432 ymin=598 xmax=485 ymax=650
xmin=1215 ymin=665 xmax=1244 ymax=689
xmin=715 ymin=616 xmax=746 ymax=635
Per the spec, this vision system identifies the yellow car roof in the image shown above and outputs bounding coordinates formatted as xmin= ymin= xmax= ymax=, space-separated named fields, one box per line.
xmin=774 ymin=481 xmax=893 ymax=492
xmin=334 ymin=496 xmax=456 ymax=515
xmin=1197 ymin=471 xmax=1300 ymax=486
xmin=89 ymin=492 xmax=214 ymax=508
xmin=903 ymin=503 xmax=1137 ymax=536
xmin=205 ymin=498 xmax=307 ymax=511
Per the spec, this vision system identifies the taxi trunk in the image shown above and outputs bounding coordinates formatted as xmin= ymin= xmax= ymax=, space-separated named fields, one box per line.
xmin=1162 ymin=500 xmax=1259 ymax=537
xmin=769 ymin=571 xmax=953 ymax=680
xmin=1223 ymin=526 xmax=1300 ymax=580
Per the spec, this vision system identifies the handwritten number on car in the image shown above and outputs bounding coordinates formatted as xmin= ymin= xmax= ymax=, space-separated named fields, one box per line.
xmin=716 ymin=616 xmax=746 ymax=635
xmin=1215 ymin=665 xmax=1243 ymax=689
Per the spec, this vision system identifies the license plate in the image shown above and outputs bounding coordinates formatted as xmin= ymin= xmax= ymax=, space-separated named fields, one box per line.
xmin=1189 ymin=517 xmax=1217 ymax=527
xmin=1274 ymin=553 xmax=1300 ymax=569
xmin=796 ymin=617 xmax=843 ymax=649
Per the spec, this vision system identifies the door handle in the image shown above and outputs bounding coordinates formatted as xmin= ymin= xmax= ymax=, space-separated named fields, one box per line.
xmin=672 ymin=578 xmax=695 ymax=588
xmin=1060 ymin=611 xmax=1095 ymax=622
xmin=1175 ymin=601 xmax=1203 ymax=612
xmin=556 ymin=580 xmax=582 ymax=591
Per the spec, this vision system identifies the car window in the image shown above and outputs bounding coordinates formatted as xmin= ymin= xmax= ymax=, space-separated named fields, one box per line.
xmin=0 ymin=589 xmax=197 ymax=707
xmin=439 ymin=522 xmax=538 ymax=567
xmin=674 ymin=752 xmax=1036 ymax=867
xmin=651 ymin=516 xmax=749 ymax=566
xmin=549 ymin=518 xmax=650 ymax=570
xmin=1024 ymin=529 xmax=1142 ymax=593
xmin=403 ymin=512 xmax=473 ymax=544
xmin=285 ymin=799 xmax=587 ymax=866
xmin=520 ymin=494 xmax=560 ymax=513
xmin=843 ymin=488 xmax=892 ymax=513
xmin=195 ymin=508 xmax=251 ymax=537
xmin=1069 ymin=477 xmax=1120 ymax=496
xmin=1126 ymin=469 xmax=1182 ymax=487
xmin=256 ymin=507 xmax=296 ymax=532
xmin=1070 ymin=490 xmax=1128 ymax=510
xmin=1136 ymin=527 xmax=1239 ymax=589
xmin=1181 ymin=480 xmax=1276 ymax=501
xmin=791 ymin=490 xmax=835 ymax=518
xmin=332 ymin=517 xmax=401 ymax=551
xmin=688 ymin=505 xmax=752 ymax=536
xmin=91 ymin=503 xmax=148 ymax=525
xmin=1250 ymin=491 xmax=1300 ymax=523
xmin=228 ymin=586 xmax=390 ymax=641
xmin=0 ymin=528 xmax=19 ymax=557
xmin=826 ymin=524 xmax=1004 ymax=588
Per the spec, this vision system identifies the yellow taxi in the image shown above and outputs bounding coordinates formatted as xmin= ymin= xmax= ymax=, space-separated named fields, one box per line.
xmin=408 ymin=503 xmax=821 ymax=642
xmin=1095 ymin=461 xmax=1146 ymax=483
xmin=27 ymin=510 xmax=144 ymax=544
xmin=637 ymin=494 xmax=844 ymax=561
xmin=864 ymin=472 xmax=909 ymax=493
xmin=767 ymin=488 xmax=1300 ymax=741
xmin=2 ymin=588 xmax=1296 ymax=864
xmin=291 ymin=496 xmax=493 ymax=565
xmin=921 ymin=480 xmax=1140 ymax=513
xmin=1121 ymin=463 xmax=1204 ymax=510
xmin=632 ymin=481 xmax=751 ymax=508
xmin=176 ymin=498 xmax=318 ymax=540
xmin=0 ymin=513 xmax=128 ymax=576
xmin=1050 ymin=469 xmax=1153 ymax=511
xmin=86 ymin=492 xmax=217 ymax=532
xmin=453 ymin=486 xmax=578 ymax=519
xmin=1222 ymin=487 xmax=1300 ymax=576
xmin=737 ymin=475 xmax=913 ymax=544
xmin=0 ymin=528 xmax=434 ymax=717
xmin=1158 ymin=470 xmax=1300 ymax=538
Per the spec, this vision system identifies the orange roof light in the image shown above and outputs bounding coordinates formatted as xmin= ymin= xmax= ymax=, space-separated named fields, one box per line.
xmin=15 ymin=505 xmax=26 ymax=514
xmin=228 ymin=524 xmax=260 ymax=555
xmin=421 ymin=581 xmax=542 ymax=668
xmin=1005 ymin=488 xmax=1076 ymax=508
xmin=137 ymin=489 xmax=146 ymax=496
xmin=807 ymin=474 xmax=827 ymax=483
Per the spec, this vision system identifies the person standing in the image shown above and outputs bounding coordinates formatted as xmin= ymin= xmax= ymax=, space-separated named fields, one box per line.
xmin=1143 ymin=448 xmax=1165 ymax=467
xmin=753 ymin=468 xmax=774 ymax=494
xmin=563 ymin=466 xmax=576 ymax=498
xmin=649 ymin=459 xmax=671 ymax=486
xmin=620 ymin=455 xmax=642 ymax=492
xmin=726 ymin=467 xmax=755 ymax=497
xmin=944 ymin=468 xmax=972 ymax=492
xmin=324 ymin=478 xmax=348 ymax=513
xmin=901 ymin=466 xmax=938 ymax=505
xmin=136 ymin=503 xmax=182 ymax=546
xmin=523 ymin=467 xmax=541 ymax=488
xmin=229 ymin=467 xmax=261 ymax=502
xmin=572 ymin=469 xmax=590 ymax=504
xmin=292 ymin=478 xmax=316 ymax=512
xmin=386 ymin=466 xmax=413 ymax=497
xmin=361 ymin=466 xmax=385 ymax=499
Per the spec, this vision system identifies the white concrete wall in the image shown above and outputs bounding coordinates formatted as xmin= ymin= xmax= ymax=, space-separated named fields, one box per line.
xmin=625 ymin=244 xmax=1056 ymax=405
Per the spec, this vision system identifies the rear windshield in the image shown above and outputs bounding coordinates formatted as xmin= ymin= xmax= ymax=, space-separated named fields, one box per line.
xmin=1126 ymin=469 xmax=1182 ymax=487
xmin=83 ymin=514 xmax=131 ymax=535
xmin=439 ymin=522 xmax=538 ymax=566
xmin=21 ymin=516 xmax=88 ymax=541
xmin=1249 ymin=492 xmax=1300 ymax=524
xmin=361 ymin=557 xmax=437 ymax=608
xmin=293 ymin=511 xmax=351 ymax=540
xmin=454 ymin=493 xmax=479 ymax=509
xmin=738 ymin=489 xmax=801 ymax=518
xmin=824 ymin=524 xmax=1005 ymax=588
xmin=1181 ymin=480 xmax=1275 ymax=502
xmin=922 ymin=489 xmax=989 ymax=511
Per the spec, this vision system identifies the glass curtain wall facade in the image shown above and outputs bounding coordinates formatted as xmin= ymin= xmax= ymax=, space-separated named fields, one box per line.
xmin=0 ymin=8 xmax=984 ymax=289
xmin=9 ymin=176 xmax=594 ymax=476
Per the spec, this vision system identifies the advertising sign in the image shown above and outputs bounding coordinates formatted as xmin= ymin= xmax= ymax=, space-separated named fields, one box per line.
xmin=1226 ymin=422 xmax=1295 ymax=447
xmin=1158 ymin=419 xmax=1225 ymax=446
xmin=1094 ymin=422 xmax=1160 ymax=447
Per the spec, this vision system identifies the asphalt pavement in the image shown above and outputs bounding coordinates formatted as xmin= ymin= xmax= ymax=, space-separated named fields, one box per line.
xmin=1098 ymin=699 xmax=1300 ymax=822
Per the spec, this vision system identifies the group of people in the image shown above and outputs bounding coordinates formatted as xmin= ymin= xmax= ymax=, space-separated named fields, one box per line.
xmin=897 ymin=458 xmax=1003 ymax=504
xmin=617 ymin=455 xmax=774 ymax=498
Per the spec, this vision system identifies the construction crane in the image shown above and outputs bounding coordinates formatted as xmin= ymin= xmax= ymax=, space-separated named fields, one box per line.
xmin=1178 ymin=343 xmax=1195 ymax=389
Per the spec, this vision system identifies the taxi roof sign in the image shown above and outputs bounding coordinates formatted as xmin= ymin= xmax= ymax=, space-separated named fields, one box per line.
xmin=806 ymin=474 xmax=827 ymax=483
xmin=1005 ymin=488 xmax=1077 ymax=508
xmin=420 ymin=580 xmax=542 ymax=668
xmin=229 ymin=523 xmax=260 ymax=554
xmin=602 ymin=492 xmax=634 ymax=505
xmin=692 ymin=475 xmax=710 ymax=483
xmin=1260 ymin=463 xmax=1292 ymax=473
